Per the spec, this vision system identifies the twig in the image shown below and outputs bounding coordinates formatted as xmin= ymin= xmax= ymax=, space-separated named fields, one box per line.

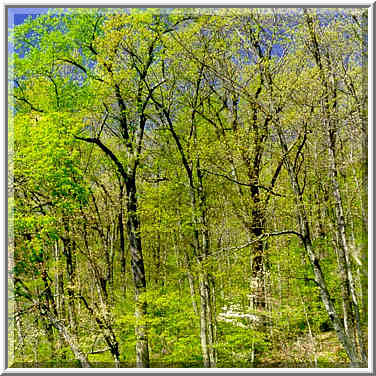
xmin=207 ymin=230 xmax=303 ymax=258
xmin=88 ymin=347 xmax=111 ymax=355
xmin=202 ymin=168 xmax=285 ymax=197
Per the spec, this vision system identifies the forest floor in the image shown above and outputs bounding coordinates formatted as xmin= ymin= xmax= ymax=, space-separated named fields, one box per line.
xmin=257 ymin=331 xmax=352 ymax=368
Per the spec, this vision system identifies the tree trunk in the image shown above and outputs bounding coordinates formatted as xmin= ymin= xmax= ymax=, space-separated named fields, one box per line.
xmin=276 ymin=122 xmax=363 ymax=367
xmin=205 ymin=272 xmax=217 ymax=367
xmin=164 ymin=104 xmax=216 ymax=367
xmin=126 ymin=179 xmax=150 ymax=368
xmin=118 ymin=183 xmax=126 ymax=294
xmin=184 ymin=251 xmax=199 ymax=315
xmin=153 ymin=232 xmax=162 ymax=286
xmin=199 ymin=271 xmax=210 ymax=368
xmin=14 ymin=300 xmax=25 ymax=363
xmin=197 ymin=163 xmax=216 ymax=367
xmin=54 ymin=240 xmax=66 ymax=358
xmin=62 ymin=228 xmax=77 ymax=334
xmin=41 ymin=305 xmax=91 ymax=368
xmin=191 ymin=190 xmax=216 ymax=368
xmin=327 ymin=130 xmax=367 ymax=364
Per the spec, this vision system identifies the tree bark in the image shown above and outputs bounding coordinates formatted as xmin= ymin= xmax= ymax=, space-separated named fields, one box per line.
xmin=62 ymin=225 xmax=77 ymax=334
xmin=126 ymin=179 xmax=150 ymax=368
xmin=183 ymin=251 xmax=199 ymax=315
xmin=118 ymin=181 xmax=126 ymax=293
xmin=199 ymin=271 xmax=210 ymax=368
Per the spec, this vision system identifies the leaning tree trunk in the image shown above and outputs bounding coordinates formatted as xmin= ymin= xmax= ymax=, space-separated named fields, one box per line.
xmin=327 ymin=129 xmax=367 ymax=364
xmin=303 ymin=9 xmax=367 ymax=363
xmin=40 ymin=303 xmax=91 ymax=368
xmin=275 ymin=119 xmax=363 ymax=367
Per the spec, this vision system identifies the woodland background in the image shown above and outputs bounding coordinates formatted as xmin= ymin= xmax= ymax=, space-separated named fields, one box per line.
xmin=8 ymin=8 xmax=368 ymax=368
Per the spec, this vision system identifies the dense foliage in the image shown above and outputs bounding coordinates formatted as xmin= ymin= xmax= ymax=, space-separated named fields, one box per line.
xmin=9 ymin=8 xmax=368 ymax=368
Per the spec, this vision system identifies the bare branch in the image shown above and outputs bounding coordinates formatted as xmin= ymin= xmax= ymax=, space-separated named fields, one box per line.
xmin=202 ymin=168 xmax=285 ymax=197
xmin=207 ymin=230 xmax=304 ymax=258
xmin=88 ymin=347 xmax=111 ymax=355
xmin=14 ymin=95 xmax=44 ymax=113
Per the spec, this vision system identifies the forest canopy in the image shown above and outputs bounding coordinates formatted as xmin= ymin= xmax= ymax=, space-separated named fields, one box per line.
xmin=8 ymin=7 xmax=368 ymax=368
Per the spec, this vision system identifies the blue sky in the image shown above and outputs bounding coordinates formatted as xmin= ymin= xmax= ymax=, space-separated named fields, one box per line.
xmin=8 ymin=8 xmax=49 ymax=28
xmin=7 ymin=7 xmax=289 ymax=59
xmin=8 ymin=8 xmax=47 ymax=54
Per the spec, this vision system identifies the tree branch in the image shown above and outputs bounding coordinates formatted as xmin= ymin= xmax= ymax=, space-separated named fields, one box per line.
xmin=14 ymin=95 xmax=44 ymax=113
xmin=88 ymin=347 xmax=111 ymax=355
xmin=207 ymin=230 xmax=304 ymax=258
xmin=202 ymin=168 xmax=284 ymax=197
xmin=74 ymin=136 xmax=128 ymax=184
xmin=59 ymin=58 xmax=104 ymax=82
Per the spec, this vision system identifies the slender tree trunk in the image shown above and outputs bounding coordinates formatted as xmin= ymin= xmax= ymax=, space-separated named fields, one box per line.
xmin=54 ymin=240 xmax=66 ymax=359
xmin=360 ymin=91 xmax=368 ymax=328
xmin=198 ymin=163 xmax=216 ymax=367
xmin=15 ymin=300 xmax=25 ymax=363
xmin=153 ymin=232 xmax=162 ymax=286
xmin=205 ymin=272 xmax=216 ymax=367
xmin=191 ymin=190 xmax=215 ymax=368
xmin=184 ymin=251 xmax=199 ymax=315
xmin=20 ymin=275 xmax=89 ymax=368
xmin=276 ymin=122 xmax=363 ymax=367
xmin=126 ymin=179 xmax=150 ymax=368
xmin=300 ymin=293 xmax=318 ymax=367
xmin=118 ymin=183 xmax=126 ymax=294
xmin=198 ymin=271 xmax=210 ymax=367
xmin=163 ymin=103 xmax=216 ymax=367
xmin=42 ymin=307 xmax=91 ymax=368
xmin=327 ymin=130 xmax=367 ymax=364
xmin=62 ymin=228 xmax=77 ymax=334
